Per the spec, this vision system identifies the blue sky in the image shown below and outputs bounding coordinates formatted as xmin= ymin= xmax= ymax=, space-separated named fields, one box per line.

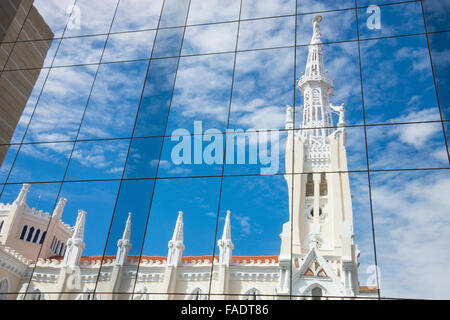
xmin=0 ymin=0 xmax=449 ymax=299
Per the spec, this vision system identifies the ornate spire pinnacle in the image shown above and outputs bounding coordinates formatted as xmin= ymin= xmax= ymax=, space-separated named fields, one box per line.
xmin=72 ymin=210 xmax=86 ymax=241
xmin=122 ymin=212 xmax=132 ymax=241
xmin=311 ymin=15 xmax=322 ymax=45
xmin=285 ymin=105 xmax=294 ymax=129
xmin=167 ymin=211 xmax=185 ymax=267
xmin=52 ymin=197 xmax=67 ymax=219
xmin=171 ymin=211 xmax=184 ymax=242
xmin=62 ymin=210 xmax=86 ymax=267
xmin=295 ymin=15 xmax=342 ymax=168
xmin=218 ymin=210 xmax=234 ymax=265
xmin=14 ymin=184 xmax=30 ymax=206
xmin=116 ymin=212 xmax=132 ymax=266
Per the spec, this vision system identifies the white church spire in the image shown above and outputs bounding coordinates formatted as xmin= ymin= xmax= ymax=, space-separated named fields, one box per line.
xmin=297 ymin=15 xmax=335 ymax=150
xmin=115 ymin=212 xmax=132 ymax=266
xmin=218 ymin=210 xmax=234 ymax=265
xmin=167 ymin=211 xmax=185 ymax=267
xmin=62 ymin=210 xmax=86 ymax=267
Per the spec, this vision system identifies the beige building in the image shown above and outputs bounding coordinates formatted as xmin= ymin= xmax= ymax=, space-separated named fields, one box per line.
xmin=0 ymin=0 xmax=54 ymax=165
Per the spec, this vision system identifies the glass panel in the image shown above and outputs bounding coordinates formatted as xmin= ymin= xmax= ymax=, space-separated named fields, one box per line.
xmin=65 ymin=139 xmax=129 ymax=181
xmin=367 ymin=122 xmax=448 ymax=170
xmin=111 ymin=0 xmax=163 ymax=32
xmin=7 ymin=142 xmax=74 ymax=183
xmin=296 ymin=10 xmax=357 ymax=46
xmin=241 ymin=0 xmax=296 ymax=20
xmin=295 ymin=41 xmax=364 ymax=127
xmin=133 ymin=58 xmax=179 ymax=138
xmin=360 ymin=36 xmax=441 ymax=124
xmin=6 ymin=68 xmax=51 ymax=144
xmin=371 ymin=170 xmax=450 ymax=299
xmin=165 ymin=53 xmax=234 ymax=134
xmin=187 ymin=0 xmax=240 ymax=25
xmin=159 ymin=0 xmax=190 ymax=28
xmin=182 ymin=22 xmax=238 ymax=55
xmin=358 ymin=2 xmax=424 ymax=40
xmin=78 ymin=61 xmax=148 ymax=140
xmin=428 ymin=31 xmax=450 ymax=121
xmin=123 ymin=137 xmax=163 ymax=179
xmin=95 ymin=179 xmax=155 ymax=298
xmin=289 ymin=126 xmax=367 ymax=174
xmin=229 ymin=48 xmax=294 ymax=131
xmin=218 ymin=174 xmax=289 ymax=298
xmin=223 ymin=129 xmax=286 ymax=176
xmin=102 ymin=30 xmax=156 ymax=62
xmin=0 ymin=182 xmax=61 ymax=262
xmin=423 ymin=0 xmax=450 ymax=32
xmin=238 ymin=16 xmax=295 ymax=51
xmin=137 ymin=177 xmax=220 ymax=297
xmin=25 ymin=180 xmax=121 ymax=298
xmin=63 ymin=0 xmax=119 ymax=38
xmin=157 ymin=133 xmax=224 ymax=178
xmin=53 ymin=35 xmax=107 ymax=67
xmin=23 ymin=66 xmax=97 ymax=143
xmin=297 ymin=0 xmax=354 ymax=14
xmin=0 ymin=145 xmax=19 ymax=184
xmin=152 ymin=28 xmax=185 ymax=58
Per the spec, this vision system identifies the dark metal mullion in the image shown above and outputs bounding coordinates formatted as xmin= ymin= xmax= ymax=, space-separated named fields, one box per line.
xmin=354 ymin=0 xmax=381 ymax=300
xmin=289 ymin=0 xmax=298 ymax=301
xmin=420 ymin=1 xmax=450 ymax=164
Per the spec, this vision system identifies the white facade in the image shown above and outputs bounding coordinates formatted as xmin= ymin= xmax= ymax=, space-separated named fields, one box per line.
xmin=0 ymin=16 xmax=377 ymax=300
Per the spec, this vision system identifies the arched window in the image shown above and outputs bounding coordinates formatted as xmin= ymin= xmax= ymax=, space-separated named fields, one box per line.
xmin=20 ymin=226 xmax=28 ymax=240
xmin=26 ymin=227 xmax=35 ymax=242
xmin=55 ymin=241 xmax=60 ymax=254
xmin=59 ymin=243 xmax=64 ymax=256
xmin=33 ymin=229 xmax=41 ymax=243
xmin=0 ymin=278 xmax=8 ymax=300
xmin=188 ymin=288 xmax=207 ymax=300
xmin=311 ymin=287 xmax=323 ymax=300
xmin=0 ymin=220 xmax=4 ymax=233
xmin=243 ymin=288 xmax=260 ymax=300
xmin=39 ymin=231 xmax=46 ymax=244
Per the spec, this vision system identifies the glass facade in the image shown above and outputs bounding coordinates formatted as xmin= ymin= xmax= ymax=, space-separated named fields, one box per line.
xmin=0 ymin=0 xmax=448 ymax=301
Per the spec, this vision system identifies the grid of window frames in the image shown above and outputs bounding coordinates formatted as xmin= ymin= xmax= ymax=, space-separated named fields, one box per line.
xmin=0 ymin=0 xmax=449 ymax=300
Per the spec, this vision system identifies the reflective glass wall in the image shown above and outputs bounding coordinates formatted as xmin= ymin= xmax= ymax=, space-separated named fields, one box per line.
xmin=0 ymin=0 xmax=448 ymax=300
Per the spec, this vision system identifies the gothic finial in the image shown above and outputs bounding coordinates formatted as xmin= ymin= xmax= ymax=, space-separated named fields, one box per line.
xmin=218 ymin=210 xmax=234 ymax=265
xmin=285 ymin=105 xmax=293 ymax=129
xmin=73 ymin=210 xmax=86 ymax=240
xmin=167 ymin=211 xmax=185 ymax=267
xmin=222 ymin=210 xmax=232 ymax=241
xmin=311 ymin=15 xmax=322 ymax=44
xmin=116 ymin=212 xmax=132 ymax=266
xmin=172 ymin=211 xmax=184 ymax=242
xmin=52 ymin=197 xmax=67 ymax=219
xmin=122 ymin=212 xmax=132 ymax=241
xmin=15 ymin=184 xmax=30 ymax=206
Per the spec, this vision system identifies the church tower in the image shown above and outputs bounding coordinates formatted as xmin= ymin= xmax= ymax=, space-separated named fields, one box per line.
xmin=280 ymin=15 xmax=360 ymax=297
